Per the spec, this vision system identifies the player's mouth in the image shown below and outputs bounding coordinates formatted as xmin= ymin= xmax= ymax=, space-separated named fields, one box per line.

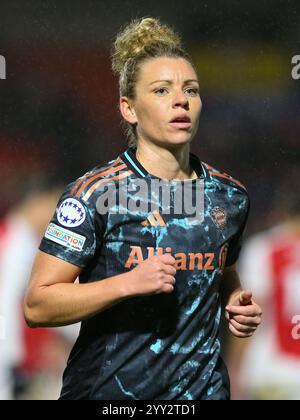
xmin=169 ymin=114 xmax=192 ymax=129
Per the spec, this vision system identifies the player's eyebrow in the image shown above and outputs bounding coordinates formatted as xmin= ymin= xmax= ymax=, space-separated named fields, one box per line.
xmin=149 ymin=79 xmax=199 ymax=86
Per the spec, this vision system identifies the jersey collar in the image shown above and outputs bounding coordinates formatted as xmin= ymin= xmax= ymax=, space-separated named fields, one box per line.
xmin=120 ymin=146 xmax=203 ymax=180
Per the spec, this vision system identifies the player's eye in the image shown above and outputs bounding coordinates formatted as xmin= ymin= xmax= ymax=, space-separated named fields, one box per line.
xmin=185 ymin=87 xmax=199 ymax=96
xmin=154 ymin=87 xmax=168 ymax=96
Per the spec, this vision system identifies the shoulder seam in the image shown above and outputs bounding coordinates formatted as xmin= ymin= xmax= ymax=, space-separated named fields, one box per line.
xmin=81 ymin=169 xmax=133 ymax=203
xmin=70 ymin=157 xmax=123 ymax=197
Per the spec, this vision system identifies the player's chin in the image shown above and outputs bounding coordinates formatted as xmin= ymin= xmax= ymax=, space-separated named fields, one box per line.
xmin=165 ymin=130 xmax=194 ymax=147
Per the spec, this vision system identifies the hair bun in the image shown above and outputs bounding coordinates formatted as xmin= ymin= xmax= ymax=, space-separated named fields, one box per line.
xmin=112 ymin=17 xmax=182 ymax=75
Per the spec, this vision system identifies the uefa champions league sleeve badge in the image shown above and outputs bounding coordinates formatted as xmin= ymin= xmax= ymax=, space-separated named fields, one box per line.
xmin=57 ymin=198 xmax=86 ymax=228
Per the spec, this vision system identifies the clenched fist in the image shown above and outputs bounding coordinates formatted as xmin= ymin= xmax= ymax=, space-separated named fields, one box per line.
xmin=128 ymin=254 xmax=177 ymax=297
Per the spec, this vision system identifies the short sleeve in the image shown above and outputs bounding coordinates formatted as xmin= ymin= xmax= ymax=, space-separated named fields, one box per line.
xmin=226 ymin=195 xmax=250 ymax=267
xmin=39 ymin=186 xmax=103 ymax=268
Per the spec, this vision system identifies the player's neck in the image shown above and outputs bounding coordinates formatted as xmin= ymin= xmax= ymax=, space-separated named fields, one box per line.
xmin=135 ymin=141 xmax=196 ymax=181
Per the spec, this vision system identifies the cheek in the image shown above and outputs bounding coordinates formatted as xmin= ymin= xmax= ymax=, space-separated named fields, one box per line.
xmin=199 ymin=100 xmax=203 ymax=114
xmin=193 ymin=98 xmax=202 ymax=116
xmin=138 ymin=101 xmax=167 ymax=128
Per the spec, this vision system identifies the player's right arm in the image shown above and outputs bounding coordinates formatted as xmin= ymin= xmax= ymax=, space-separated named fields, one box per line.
xmin=24 ymin=251 xmax=176 ymax=328
xmin=24 ymin=183 xmax=176 ymax=328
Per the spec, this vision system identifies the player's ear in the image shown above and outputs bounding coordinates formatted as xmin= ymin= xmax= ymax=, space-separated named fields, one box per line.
xmin=120 ymin=96 xmax=137 ymax=125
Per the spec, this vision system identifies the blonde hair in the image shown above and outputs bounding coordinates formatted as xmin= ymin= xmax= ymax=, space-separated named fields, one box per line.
xmin=111 ymin=17 xmax=193 ymax=147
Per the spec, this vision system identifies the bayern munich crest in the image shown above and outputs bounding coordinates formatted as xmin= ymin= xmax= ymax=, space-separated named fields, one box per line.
xmin=211 ymin=206 xmax=227 ymax=229
xmin=57 ymin=198 xmax=86 ymax=228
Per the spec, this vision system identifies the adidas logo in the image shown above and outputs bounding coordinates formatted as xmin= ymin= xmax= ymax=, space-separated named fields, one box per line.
xmin=141 ymin=209 xmax=166 ymax=227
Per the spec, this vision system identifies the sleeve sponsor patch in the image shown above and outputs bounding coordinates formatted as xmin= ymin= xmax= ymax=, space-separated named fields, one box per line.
xmin=57 ymin=198 xmax=86 ymax=228
xmin=45 ymin=223 xmax=86 ymax=252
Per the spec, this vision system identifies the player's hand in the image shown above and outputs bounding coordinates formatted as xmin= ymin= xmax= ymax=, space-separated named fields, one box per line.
xmin=225 ymin=290 xmax=262 ymax=338
xmin=129 ymin=254 xmax=177 ymax=296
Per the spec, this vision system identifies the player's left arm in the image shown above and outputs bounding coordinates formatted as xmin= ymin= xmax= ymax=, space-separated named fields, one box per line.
xmin=222 ymin=263 xmax=262 ymax=338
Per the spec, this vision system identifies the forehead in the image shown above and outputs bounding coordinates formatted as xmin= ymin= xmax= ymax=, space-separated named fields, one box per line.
xmin=138 ymin=57 xmax=197 ymax=84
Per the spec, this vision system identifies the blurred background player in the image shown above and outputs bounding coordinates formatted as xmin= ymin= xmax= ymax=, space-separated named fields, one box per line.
xmin=228 ymin=171 xmax=300 ymax=400
xmin=0 ymin=174 xmax=78 ymax=400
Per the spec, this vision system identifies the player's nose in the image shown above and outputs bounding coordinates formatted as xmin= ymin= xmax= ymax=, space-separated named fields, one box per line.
xmin=172 ymin=90 xmax=189 ymax=109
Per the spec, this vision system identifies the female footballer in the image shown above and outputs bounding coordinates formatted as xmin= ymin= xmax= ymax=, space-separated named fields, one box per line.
xmin=24 ymin=17 xmax=262 ymax=400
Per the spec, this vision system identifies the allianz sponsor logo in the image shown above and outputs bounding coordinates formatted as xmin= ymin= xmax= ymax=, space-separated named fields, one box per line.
xmin=125 ymin=245 xmax=228 ymax=272
xmin=0 ymin=55 xmax=6 ymax=79
xmin=45 ymin=223 xmax=86 ymax=252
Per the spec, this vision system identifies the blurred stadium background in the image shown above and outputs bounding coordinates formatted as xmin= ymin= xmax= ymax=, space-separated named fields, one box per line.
xmin=0 ymin=0 xmax=299 ymax=400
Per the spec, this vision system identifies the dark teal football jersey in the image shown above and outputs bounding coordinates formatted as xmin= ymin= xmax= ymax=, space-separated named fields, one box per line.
xmin=39 ymin=146 xmax=250 ymax=400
